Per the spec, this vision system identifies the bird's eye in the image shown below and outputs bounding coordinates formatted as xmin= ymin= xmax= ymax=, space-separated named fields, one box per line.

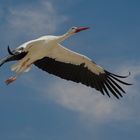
xmin=71 ymin=27 xmax=76 ymax=30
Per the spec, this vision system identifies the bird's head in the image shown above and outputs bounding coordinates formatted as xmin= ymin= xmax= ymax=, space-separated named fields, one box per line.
xmin=57 ymin=26 xmax=90 ymax=43
xmin=67 ymin=26 xmax=90 ymax=35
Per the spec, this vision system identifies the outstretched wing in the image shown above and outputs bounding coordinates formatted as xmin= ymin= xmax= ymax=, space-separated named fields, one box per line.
xmin=0 ymin=48 xmax=27 ymax=67
xmin=34 ymin=44 xmax=131 ymax=99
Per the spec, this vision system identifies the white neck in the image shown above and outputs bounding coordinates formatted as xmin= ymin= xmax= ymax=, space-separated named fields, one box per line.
xmin=57 ymin=32 xmax=73 ymax=43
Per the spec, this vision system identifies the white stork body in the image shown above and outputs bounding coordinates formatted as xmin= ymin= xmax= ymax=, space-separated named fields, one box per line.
xmin=12 ymin=34 xmax=104 ymax=75
xmin=0 ymin=26 xmax=131 ymax=99
xmin=11 ymin=36 xmax=59 ymax=73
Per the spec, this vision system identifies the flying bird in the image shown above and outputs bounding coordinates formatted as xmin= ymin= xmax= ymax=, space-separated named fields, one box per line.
xmin=0 ymin=26 xmax=131 ymax=99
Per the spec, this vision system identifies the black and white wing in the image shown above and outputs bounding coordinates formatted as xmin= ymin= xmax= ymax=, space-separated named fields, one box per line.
xmin=34 ymin=44 xmax=131 ymax=99
xmin=0 ymin=40 xmax=42 ymax=67
xmin=0 ymin=46 xmax=28 ymax=67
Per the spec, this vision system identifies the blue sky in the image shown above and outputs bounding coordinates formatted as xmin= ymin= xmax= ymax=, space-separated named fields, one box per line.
xmin=0 ymin=0 xmax=140 ymax=140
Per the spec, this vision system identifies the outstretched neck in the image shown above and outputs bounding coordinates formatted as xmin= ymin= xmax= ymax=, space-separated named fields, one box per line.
xmin=57 ymin=32 xmax=72 ymax=43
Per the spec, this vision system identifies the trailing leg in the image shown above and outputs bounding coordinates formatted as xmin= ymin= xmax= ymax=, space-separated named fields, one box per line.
xmin=5 ymin=76 xmax=17 ymax=85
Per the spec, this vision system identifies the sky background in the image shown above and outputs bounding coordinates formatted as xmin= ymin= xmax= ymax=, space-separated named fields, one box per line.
xmin=0 ymin=0 xmax=140 ymax=140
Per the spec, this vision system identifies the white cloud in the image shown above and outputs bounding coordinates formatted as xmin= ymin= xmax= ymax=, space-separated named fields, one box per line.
xmin=6 ymin=1 xmax=67 ymax=38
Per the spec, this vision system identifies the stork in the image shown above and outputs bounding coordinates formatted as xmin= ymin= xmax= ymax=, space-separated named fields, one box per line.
xmin=0 ymin=26 xmax=131 ymax=99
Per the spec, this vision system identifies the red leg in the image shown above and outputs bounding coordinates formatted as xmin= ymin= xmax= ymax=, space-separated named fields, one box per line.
xmin=5 ymin=76 xmax=17 ymax=85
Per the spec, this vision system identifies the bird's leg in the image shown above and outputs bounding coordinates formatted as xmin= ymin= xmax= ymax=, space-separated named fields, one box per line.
xmin=5 ymin=58 xmax=32 ymax=85
xmin=5 ymin=73 xmax=22 ymax=85
xmin=5 ymin=76 xmax=17 ymax=85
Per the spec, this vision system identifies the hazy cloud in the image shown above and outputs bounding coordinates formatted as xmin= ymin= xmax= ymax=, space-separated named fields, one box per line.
xmin=5 ymin=1 xmax=67 ymax=38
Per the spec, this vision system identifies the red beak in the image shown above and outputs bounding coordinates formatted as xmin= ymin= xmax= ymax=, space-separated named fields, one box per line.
xmin=75 ymin=27 xmax=90 ymax=33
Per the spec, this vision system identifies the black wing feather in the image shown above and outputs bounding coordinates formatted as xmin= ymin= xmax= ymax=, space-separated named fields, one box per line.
xmin=34 ymin=57 xmax=132 ymax=99
xmin=0 ymin=51 xmax=27 ymax=67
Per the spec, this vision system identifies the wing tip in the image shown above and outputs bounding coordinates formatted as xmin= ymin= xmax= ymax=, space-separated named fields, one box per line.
xmin=102 ymin=70 xmax=132 ymax=99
